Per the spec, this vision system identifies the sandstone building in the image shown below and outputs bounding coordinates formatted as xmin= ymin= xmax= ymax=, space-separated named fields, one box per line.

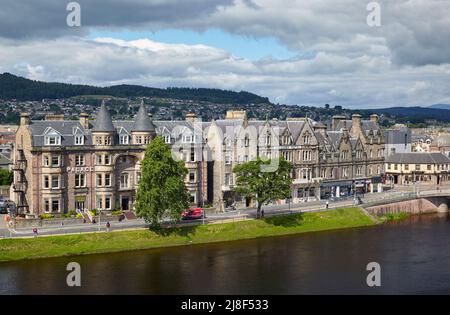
xmin=12 ymin=104 xmax=385 ymax=216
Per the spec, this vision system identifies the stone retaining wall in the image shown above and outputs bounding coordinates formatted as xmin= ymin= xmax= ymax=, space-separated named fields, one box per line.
xmin=365 ymin=198 xmax=439 ymax=216
xmin=14 ymin=215 xmax=123 ymax=228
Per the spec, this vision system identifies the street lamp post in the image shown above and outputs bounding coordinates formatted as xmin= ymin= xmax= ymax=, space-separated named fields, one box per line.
xmin=98 ymin=210 xmax=101 ymax=232
xmin=288 ymin=196 xmax=291 ymax=214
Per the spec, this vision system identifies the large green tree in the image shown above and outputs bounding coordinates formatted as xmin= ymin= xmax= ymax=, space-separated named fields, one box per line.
xmin=134 ymin=137 xmax=190 ymax=226
xmin=233 ymin=157 xmax=293 ymax=218
xmin=0 ymin=169 xmax=13 ymax=186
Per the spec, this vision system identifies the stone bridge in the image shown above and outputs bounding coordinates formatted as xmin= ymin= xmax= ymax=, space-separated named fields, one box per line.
xmin=365 ymin=188 xmax=450 ymax=216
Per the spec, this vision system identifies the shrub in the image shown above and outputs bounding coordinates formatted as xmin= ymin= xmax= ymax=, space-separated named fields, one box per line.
xmin=111 ymin=210 xmax=123 ymax=216
xmin=39 ymin=213 xmax=54 ymax=220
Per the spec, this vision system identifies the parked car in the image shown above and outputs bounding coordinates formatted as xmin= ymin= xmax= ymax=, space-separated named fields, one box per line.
xmin=181 ymin=208 xmax=204 ymax=220
xmin=0 ymin=206 xmax=8 ymax=214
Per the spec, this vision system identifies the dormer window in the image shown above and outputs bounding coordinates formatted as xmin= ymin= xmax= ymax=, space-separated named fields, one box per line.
xmin=120 ymin=135 xmax=129 ymax=145
xmin=118 ymin=127 xmax=130 ymax=145
xmin=75 ymin=135 xmax=84 ymax=145
xmin=164 ymin=135 xmax=171 ymax=144
xmin=182 ymin=134 xmax=194 ymax=144
xmin=45 ymin=135 xmax=61 ymax=146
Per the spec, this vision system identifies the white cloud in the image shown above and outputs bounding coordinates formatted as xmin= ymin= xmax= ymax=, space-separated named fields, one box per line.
xmin=1 ymin=36 xmax=449 ymax=108
xmin=1 ymin=0 xmax=449 ymax=108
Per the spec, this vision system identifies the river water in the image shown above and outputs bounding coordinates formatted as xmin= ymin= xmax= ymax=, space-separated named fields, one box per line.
xmin=2 ymin=213 xmax=450 ymax=294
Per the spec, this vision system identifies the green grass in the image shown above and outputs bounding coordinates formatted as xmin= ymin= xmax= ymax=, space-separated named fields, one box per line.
xmin=380 ymin=212 xmax=411 ymax=222
xmin=0 ymin=207 xmax=375 ymax=262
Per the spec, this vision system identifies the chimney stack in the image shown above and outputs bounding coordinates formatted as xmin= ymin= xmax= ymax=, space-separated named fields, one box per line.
xmin=20 ymin=113 xmax=30 ymax=126
xmin=370 ymin=114 xmax=379 ymax=124
xmin=79 ymin=113 xmax=89 ymax=129
xmin=226 ymin=110 xmax=247 ymax=120
xmin=45 ymin=114 xmax=65 ymax=121
xmin=313 ymin=123 xmax=327 ymax=136
xmin=331 ymin=115 xmax=345 ymax=131
xmin=185 ymin=113 xmax=197 ymax=123
xmin=351 ymin=114 xmax=362 ymax=137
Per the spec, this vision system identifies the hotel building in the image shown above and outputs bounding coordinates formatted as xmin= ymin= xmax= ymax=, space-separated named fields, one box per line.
xmin=12 ymin=104 xmax=385 ymax=216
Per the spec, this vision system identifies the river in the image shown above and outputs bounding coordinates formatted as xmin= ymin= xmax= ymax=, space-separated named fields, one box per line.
xmin=2 ymin=213 xmax=450 ymax=294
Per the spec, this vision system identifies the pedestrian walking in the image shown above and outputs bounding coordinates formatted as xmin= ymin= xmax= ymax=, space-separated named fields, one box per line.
xmin=106 ymin=221 xmax=111 ymax=232
xmin=32 ymin=227 xmax=38 ymax=238
xmin=261 ymin=209 xmax=265 ymax=218
xmin=326 ymin=200 xmax=329 ymax=209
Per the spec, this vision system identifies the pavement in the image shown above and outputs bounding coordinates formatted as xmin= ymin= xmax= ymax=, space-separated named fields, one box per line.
xmin=0 ymin=188 xmax=419 ymax=239
xmin=0 ymin=215 xmax=10 ymax=238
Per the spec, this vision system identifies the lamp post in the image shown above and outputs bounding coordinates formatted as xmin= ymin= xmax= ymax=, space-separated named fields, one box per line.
xmin=98 ymin=209 xmax=101 ymax=232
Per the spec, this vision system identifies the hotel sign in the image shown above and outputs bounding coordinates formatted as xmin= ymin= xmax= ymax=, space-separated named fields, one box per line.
xmin=67 ymin=167 xmax=94 ymax=173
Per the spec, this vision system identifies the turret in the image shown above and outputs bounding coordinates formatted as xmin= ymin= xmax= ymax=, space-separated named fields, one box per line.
xmin=92 ymin=101 xmax=116 ymax=146
xmin=131 ymin=101 xmax=156 ymax=145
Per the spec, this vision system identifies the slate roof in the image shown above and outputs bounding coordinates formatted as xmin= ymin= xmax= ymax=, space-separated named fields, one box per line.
xmin=25 ymin=111 xmax=378 ymax=150
xmin=384 ymin=128 xmax=411 ymax=144
xmin=91 ymin=102 xmax=115 ymax=132
xmin=132 ymin=104 xmax=155 ymax=132
xmin=432 ymin=134 xmax=450 ymax=147
xmin=336 ymin=120 xmax=379 ymax=132
xmin=0 ymin=153 xmax=11 ymax=166
xmin=327 ymin=131 xmax=343 ymax=149
xmin=29 ymin=120 xmax=91 ymax=146
xmin=385 ymin=153 xmax=450 ymax=164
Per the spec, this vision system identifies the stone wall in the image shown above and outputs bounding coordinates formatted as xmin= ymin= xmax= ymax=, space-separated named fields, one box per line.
xmin=365 ymin=198 xmax=444 ymax=216
xmin=14 ymin=214 xmax=123 ymax=228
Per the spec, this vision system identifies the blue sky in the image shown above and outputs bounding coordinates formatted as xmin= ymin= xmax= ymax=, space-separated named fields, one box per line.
xmin=88 ymin=28 xmax=297 ymax=61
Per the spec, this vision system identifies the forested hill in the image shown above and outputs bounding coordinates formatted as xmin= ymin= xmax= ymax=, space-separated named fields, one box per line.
xmin=0 ymin=73 xmax=270 ymax=104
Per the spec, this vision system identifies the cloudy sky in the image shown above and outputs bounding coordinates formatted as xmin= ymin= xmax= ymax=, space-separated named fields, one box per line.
xmin=0 ymin=0 xmax=449 ymax=108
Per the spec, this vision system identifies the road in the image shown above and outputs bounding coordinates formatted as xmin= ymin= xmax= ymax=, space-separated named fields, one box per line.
xmin=0 ymin=189 xmax=417 ymax=239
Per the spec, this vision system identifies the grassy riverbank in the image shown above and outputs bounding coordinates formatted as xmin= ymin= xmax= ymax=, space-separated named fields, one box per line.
xmin=0 ymin=207 xmax=376 ymax=262
xmin=380 ymin=212 xmax=411 ymax=222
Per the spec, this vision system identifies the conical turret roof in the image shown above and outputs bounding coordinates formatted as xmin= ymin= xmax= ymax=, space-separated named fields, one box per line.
xmin=132 ymin=101 xmax=155 ymax=132
xmin=92 ymin=101 xmax=115 ymax=132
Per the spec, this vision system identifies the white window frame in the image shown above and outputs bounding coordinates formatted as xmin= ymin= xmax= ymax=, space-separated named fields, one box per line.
xmin=120 ymin=173 xmax=129 ymax=189
xmin=119 ymin=135 xmax=129 ymax=145
xmin=45 ymin=135 xmax=61 ymax=146
xmin=74 ymin=135 xmax=84 ymax=145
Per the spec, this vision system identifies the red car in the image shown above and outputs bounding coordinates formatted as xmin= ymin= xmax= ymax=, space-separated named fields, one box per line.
xmin=181 ymin=208 xmax=204 ymax=220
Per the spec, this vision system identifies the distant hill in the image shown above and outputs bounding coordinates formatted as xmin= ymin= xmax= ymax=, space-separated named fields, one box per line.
xmin=429 ymin=104 xmax=450 ymax=110
xmin=0 ymin=73 xmax=270 ymax=104
xmin=368 ymin=106 xmax=450 ymax=123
